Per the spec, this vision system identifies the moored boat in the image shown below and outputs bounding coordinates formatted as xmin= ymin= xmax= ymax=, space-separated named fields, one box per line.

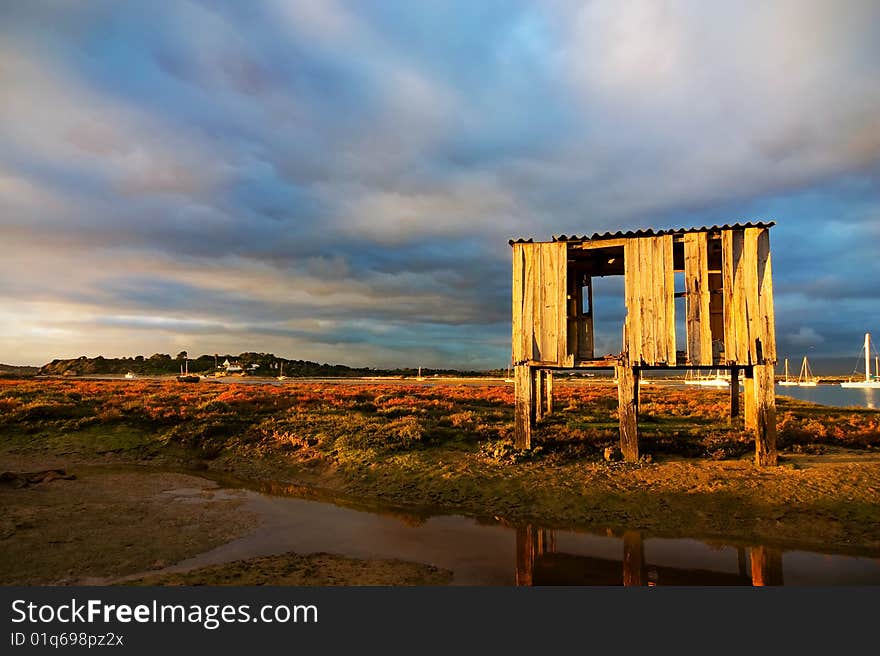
xmin=840 ymin=333 xmax=880 ymax=388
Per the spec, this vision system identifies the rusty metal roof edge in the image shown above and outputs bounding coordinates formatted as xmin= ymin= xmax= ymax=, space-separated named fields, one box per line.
xmin=509 ymin=221 xmax=774 ymax=245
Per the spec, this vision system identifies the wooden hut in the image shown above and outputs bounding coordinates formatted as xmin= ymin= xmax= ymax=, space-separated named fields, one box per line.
xmin=509 ymin=222 xmax=778 ymax=465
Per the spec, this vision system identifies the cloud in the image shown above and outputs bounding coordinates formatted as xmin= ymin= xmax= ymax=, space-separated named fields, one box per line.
xmin=1 ymin=1 xmax=879 ymax=367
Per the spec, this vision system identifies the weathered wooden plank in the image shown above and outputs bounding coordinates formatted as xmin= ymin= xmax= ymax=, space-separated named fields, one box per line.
xmin=533 ymin=244 xmax=544 ymax=361
xmin=556 ymin=247 xmax=569 ymax=365
xmin=684 ymin=233 xmax=712 ymax=365
xmin=722 ymin=229 xmax=749 ymax=363
xmin=616 ymin=361 xmax=639 ymax=461
xmin=640 ymin=238 xmax=656 ymax=365
xmin=578 ymin=237 xmax=628 ymax=250
xmin=514 ymin=364 xmax=533 ymax=449
xmin=623 ymin=240 xmax=641 ymax=363
xmin=662 ymin=235 xmax=676 ymax=363
xmin=522 ymin=245 xmax=535 ymax=363
xmin=512 ymin=244 xmax=525 ymax=363
xmin=653 ymin=237 xmax=667 ymax=364
xmin=756 ymin=228 xmax=777 ymax=363
xmin=545 ymin=370 xmax=554 ymax=415
xmin=754 ymin=362 xmax=777 ymax=466
xmin=743 ymin=228 xmax=761 ymax=364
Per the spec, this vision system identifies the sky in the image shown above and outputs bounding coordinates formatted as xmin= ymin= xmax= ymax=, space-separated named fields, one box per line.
xmin=2 ymin=0 xmax=879 ymax=369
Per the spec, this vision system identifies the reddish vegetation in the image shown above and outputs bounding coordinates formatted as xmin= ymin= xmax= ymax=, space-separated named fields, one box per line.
xmin=1 ymin=379 xmax=878 ymax=463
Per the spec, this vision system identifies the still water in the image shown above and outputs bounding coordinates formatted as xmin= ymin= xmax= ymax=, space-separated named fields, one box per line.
xmin=133 ymin=482 xmax=880 ymax=587
xmin=775 ymin=384 xmax=878 ymax=409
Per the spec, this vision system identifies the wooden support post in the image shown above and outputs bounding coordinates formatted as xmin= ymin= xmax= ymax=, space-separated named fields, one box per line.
xmin=616 ymin=361 xmax=639 ymax=461
xmin=534 ymin=369 xmax=544 ymax=423
xmin=514 ymin=365 xmax=534 ymax=449
xmin=729 ymin=366 xmax=740 ymax=425
xmin=743 ymin=367 xmax=756 ymax=431
xmin=754 ymin=363 xmax=777 ymax=466
xmin=544 ymin=371 xmax=553 ymax=416
xmin=750 ymin=546 xmax=784 ymax=586
xmin=622 ymin=531 xmax=646 ymax=586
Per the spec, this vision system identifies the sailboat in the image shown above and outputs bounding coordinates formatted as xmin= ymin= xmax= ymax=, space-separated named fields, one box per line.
xmin=277 ymin=361 xmax=287 ymax=381
xmin=796 ymin=356 xmax=819 ymax=387
xmin=176 ymin=359 xmax=200 ymax=383
xmin=778 ymin=358 xmax=797 ymax=386
xmin=504 ymin=366 xmax=514 ymax=383
xmin=840 ymin=333 xmax=880 ymax=388
xmin=416 ymin=366 xmax=424 ymax=381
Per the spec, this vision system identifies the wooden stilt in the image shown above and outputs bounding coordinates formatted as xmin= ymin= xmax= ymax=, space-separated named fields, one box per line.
xmin=622 ymin=531 xmax=646 ymax=586
xmin=754 ymin=363 xmax=777 ymax=466
xmin=729 ymin=366 xmax=740 ymax=425
xmin=616 ymin=361 xmax=639 ymax=461
xmin=544 ymin=371 xmax=553 ymax=416
xmin=750 ymin=546 xmax=784 ymax=586
xmin=514 ymin=365 xmax=534 ymax=450
xmin=534 ymin=369 xmax=544 ymax=423
xmin=743 ymin=367 xmax=756 ymax=431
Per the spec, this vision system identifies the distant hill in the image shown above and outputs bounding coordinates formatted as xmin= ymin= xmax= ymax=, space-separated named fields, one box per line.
xmin=0 ymin=363 xmax=40 ymax=378
xmin=37 ymin=353 xmax=485 ymax=378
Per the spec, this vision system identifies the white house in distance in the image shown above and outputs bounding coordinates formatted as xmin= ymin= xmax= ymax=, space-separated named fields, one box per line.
xmin=221 ymin=359 xmax=259 ymax=374
xmin=223 ymin=359 xmax=243 ymax=373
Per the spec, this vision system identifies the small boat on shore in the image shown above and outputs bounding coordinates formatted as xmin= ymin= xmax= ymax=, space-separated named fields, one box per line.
xmin=841 ymin=333 xmax=880 ymax=389
xmin=277 ymin=361 xmax=287 ymax=381
xmin=124 ymin=371 xmax=137 ymax=380
xmin=176 ymin=359 xmax=200 ymax=383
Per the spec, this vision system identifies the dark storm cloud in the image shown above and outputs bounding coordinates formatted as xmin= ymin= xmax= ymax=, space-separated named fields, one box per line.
xmin=1 ymin=0 xmax=880 ymax=367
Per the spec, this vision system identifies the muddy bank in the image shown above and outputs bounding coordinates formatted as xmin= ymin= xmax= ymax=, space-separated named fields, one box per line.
xmin=130 ymin=552 xmax=451 ymax=586
xmin=0 ymin=467 xmax=453 ymax=586
xmin=0 ymin=470 xmax=258 ymax=585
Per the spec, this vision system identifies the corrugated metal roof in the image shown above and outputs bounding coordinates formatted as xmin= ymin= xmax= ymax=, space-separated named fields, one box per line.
xmin=508 ymin=221 xmax=775 ymax=245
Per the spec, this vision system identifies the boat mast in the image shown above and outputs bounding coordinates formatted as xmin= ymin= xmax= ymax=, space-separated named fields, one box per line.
xmin=866 ymin=333 xmax=871 ymax=383
xmin=784 ymin=358 xmax=789 ymax=380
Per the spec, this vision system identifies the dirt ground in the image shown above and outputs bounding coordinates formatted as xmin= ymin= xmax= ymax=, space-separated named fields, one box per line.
xmin=129 ymin=552 xmax=451 ymax=586
xmin=0 ymin=469 xmax=258 ymax=585
xmin=0 ymin=466 xmax=449 ymax=585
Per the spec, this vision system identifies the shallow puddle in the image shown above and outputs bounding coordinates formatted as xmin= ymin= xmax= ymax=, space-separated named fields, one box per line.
xmin=150 ymin=481 xmax=880 ymax=586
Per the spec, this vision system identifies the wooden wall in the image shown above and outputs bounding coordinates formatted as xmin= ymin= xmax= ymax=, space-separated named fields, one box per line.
xmin=512 ymin=241 xmax=570 ymax=366
xmin=684 ymin=233 xmax=713 ymax=365
xmin=623 ymin=235 xmax=676 ymax=366
xmin=722 ymin=227 xmax=776 ymax=365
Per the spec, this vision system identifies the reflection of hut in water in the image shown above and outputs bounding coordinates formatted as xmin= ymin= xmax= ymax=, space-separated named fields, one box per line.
xmin=514 ymin=526 xmax=783 ymax=586
xmin=510 ymin=223 xmax=778 ymax=465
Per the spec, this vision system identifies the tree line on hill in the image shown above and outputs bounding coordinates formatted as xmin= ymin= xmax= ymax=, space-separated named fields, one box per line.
xmin=35 ymin=353 xmax=489 ymax=378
